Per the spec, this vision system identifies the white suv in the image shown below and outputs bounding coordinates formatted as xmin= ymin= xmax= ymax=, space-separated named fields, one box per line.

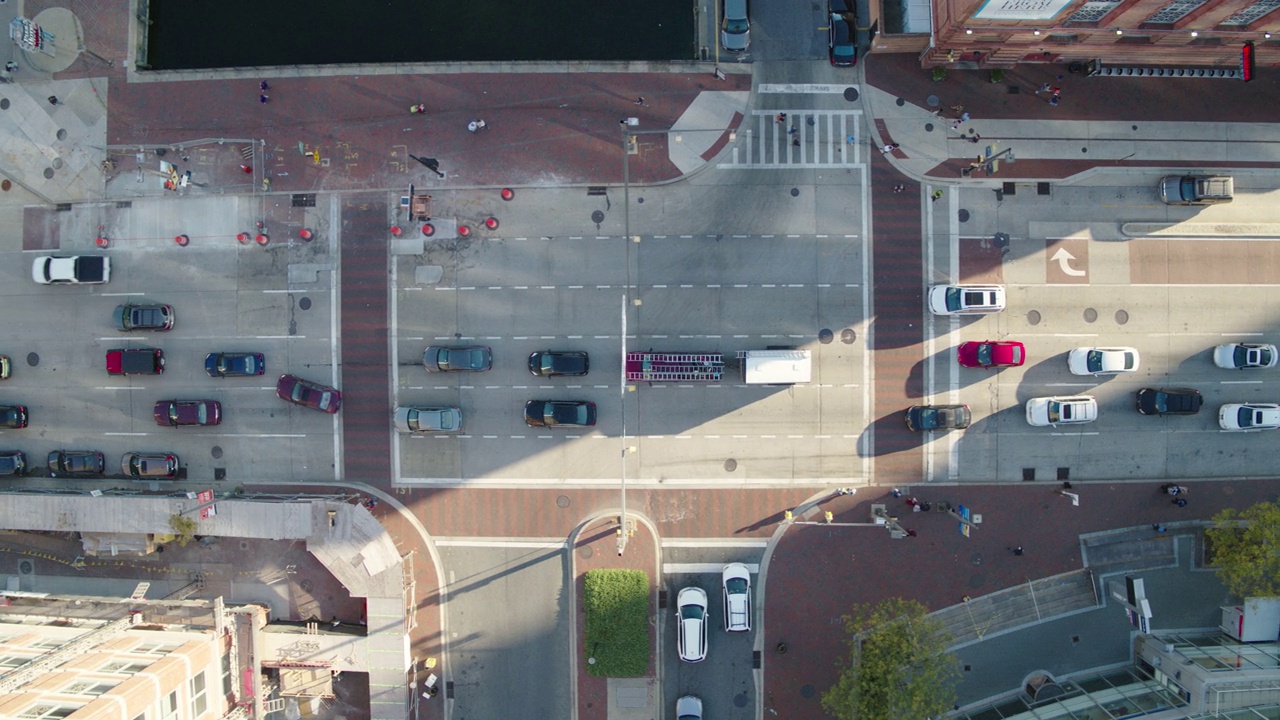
xmin=676 ymin=587 xmax=708 ymax=662
xmin=722 ymin=563 xmax=752 ymax=632
xmin=1026 ymin=396 xmax=1098 ymax=426
xmin=928 ymin=284 xmax=1006 ymax=315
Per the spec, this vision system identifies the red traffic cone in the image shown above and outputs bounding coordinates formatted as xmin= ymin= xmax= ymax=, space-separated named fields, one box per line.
xmin=174 ymin=234 xmax=190 ymax=246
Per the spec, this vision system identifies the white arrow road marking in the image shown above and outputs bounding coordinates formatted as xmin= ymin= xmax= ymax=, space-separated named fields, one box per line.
xmin=1050 ymin=247 xmax=1087 ymax=276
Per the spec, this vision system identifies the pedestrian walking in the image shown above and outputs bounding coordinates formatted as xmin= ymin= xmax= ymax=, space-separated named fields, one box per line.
xmin=969 ymin=133 xmax=982 ymax=144
xmin=1051 ymin=86 xmax=1062 ymax=98
xmin=959 ymin=111 xmax=970 ymax=122
xmin=635 ymin=96 xmax=645 ymax=105
xmin=1173 ymin=498 xmax=1188 ymax=507
xmin=1010 ymin=546 xmax=1024 ymax=556
xmin=409 ymin=104 xmax=426 ymax=114
xmin=4 ymin=62 xmax=16 ymax=72
xmin=775 ymin=113 xmax=786 ymax=124
xmin=931 ymin=189 xmax=944 ymax=202
xmin=951 ymin=119 xmax=964 ymax=129
xmin=891 ymin=488 xmax=902 ymax=498
xmin=791 ymin=135 xmax=800 ymax=147
xmin=1035 ymin=82 xmax=1051 ymax=94
xmin=787 ymin=126 xmax=798 ymax=136
xmin=1161 ymin=483 xmax=1186 ymax=496
xmin=1153 ymin=524 xmax=1167 ymax=533
xmin=259 ymin=94 xmax=269 ymax=104
xmin=881 ymin=143 xmax=900 ymax=153
xmin=47 ymin=96 xmax=59 ymax=106
xmin=260 ymin=81 xmax=270 ymax=91
xmin=847 ymin=134 xmax=857 ymax=145
xmin=1049 ymin=95 xmax=1060 ymax=107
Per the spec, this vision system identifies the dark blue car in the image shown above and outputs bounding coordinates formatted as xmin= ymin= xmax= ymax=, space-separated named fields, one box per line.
xmin=205 ymin=352 xmax=266 ymax=378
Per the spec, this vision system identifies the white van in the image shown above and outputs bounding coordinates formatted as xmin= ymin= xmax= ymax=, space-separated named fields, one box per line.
xmin=739 ymin=349 xmax=811 ymax=385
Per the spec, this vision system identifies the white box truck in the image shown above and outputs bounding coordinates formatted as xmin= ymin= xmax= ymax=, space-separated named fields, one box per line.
xmin=738 ymin=349 xmax=811 ymax=385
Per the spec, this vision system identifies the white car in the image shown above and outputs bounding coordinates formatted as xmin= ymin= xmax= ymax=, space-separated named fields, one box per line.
xmin=721 ymin=563 xmax=752 ymax=632
xmin=1218 ymin=403 xmax=1280 ymax=431
xmin=928 ymin=284 xmax=1006 ymax=315
xmin=676 ymin=587 xmax=708 ymax=663
xmin=1214 ymin=343 xmax=1278 ymax=370
xmin=1026 ymin=396 xmax=1098 ymax=426
xmin=676 ymin=695 xmax=703 ymax=720
xmin=1068 ymin=347 xmax=1139 ymax=376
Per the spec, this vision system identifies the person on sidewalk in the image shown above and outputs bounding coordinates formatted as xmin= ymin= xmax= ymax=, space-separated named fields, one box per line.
xmin=4 ymin=62 xmax=16 ymax=72
xmin=1035 ymin=82 xmax=1051 ymax=94
xmin=931 ymin=190 xmax=944 ymax=202
xmin=880 ymin=143 xmax=900 ymax=153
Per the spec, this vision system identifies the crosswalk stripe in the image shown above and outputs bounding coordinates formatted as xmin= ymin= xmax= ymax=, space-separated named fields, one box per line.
xmin=718 ymin=110 xmax=863 ymax=169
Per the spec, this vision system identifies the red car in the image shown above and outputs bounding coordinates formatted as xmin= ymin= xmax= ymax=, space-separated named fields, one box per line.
xmin=276 ymin=374 xmax=341 ymax=414
xmin=153 ymin=400 xmax=222 ymax=427
xmin=958 ymin=341 xmax=1026 ymax=368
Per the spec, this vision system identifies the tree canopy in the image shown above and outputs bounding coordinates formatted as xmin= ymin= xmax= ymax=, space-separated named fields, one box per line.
xmin=821 ymin=597 xmax=960 ymax=720
xmin=1206 ymin=500 xmax=1280 ymax=599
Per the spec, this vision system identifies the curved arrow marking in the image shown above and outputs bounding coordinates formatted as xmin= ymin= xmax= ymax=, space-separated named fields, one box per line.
xmin=1050 ymin=247 xmax=1087 ymax=277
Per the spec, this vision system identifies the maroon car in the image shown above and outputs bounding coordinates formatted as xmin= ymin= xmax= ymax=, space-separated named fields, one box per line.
xmin=957 ymin=340 xmax=1026 ymax=369
xmin=153 ymin=400 xmax=222 ymax=427
xmin=276 ymin=374 xmax=341 ymax=413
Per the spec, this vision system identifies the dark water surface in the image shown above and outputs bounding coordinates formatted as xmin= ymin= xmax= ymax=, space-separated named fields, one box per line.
xmin=145 ymin=0 xmax=697 ymax=69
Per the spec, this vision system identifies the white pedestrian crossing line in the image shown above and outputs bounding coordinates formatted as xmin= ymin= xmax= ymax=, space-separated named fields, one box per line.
xmin=718 ymin=110 xmax=864 ymax=169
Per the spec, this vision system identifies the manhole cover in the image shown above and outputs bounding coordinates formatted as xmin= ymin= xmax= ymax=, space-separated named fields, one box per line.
xmin=925 ymin=122 xmax=936 ymax=132
xmin=51 ymin=158 xmax=62 ymax=169
xmin=577 ymin=545 xmax=594 ymax=559
xmin=724 ymin=458 xmax=737 ymax=472
xmin=240 ymin=541 xmax=249 ymax=550
xmin=896 ymin=97 xmax=906 ymax=106
xmin=1 ymin=180 xmax=9 ymax=191
xmin=591 ymin=210 xmax=604 ymax=224
xmin=211 ymin=446 xmax=223 ymax=459
xmin=843 ymin=87 xmax=859 ymax=102
xmin=25 ymin=352 xmax=37 ymax=366
xmin=56 ymin=129 xmax=66 ymax=141
xmin=300 ymin=579 xmax=314 ymax=593
xmin=556 ymin=495 xmax=570 ymax=508
xmin=734 ymin=693 xmax=750 ymax=707
xmin=1083 ymin=308 xmax=1098 ymax=323
xmin=299 ymin=297 xmax=311 ymax=310
xmin=926 ymin=95 xmax=940 ymax=107
xmin=637 ymin=197 xmax=644 ymax=204
xmin=841 ymin=329 xmax=856 ymax=344
xmin=800 ymin=684 xmax=816 ymax=698
xmin=818 ymin=328 xmax=834 ymax=344
xmin=0 ymin=99 xmax=9 ymax=110
xmin=1027 ymin=310 xmax=1042 ymax=325
xmin=958 ymin=209 xmax=970 ymax=222
xmin=18 ymin=560 xmax=33 ymax=574
xmin=790 ymin=188 xmax=800 ymax=197
xmin=1115 ymin=309 xmax=1129 ymax=325
xmin=42 ymin=168 xmax=53 ymax=179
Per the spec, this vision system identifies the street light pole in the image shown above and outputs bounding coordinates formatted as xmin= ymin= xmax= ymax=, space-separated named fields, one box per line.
xmin=618 ymin=120 xmax=634 ymax=557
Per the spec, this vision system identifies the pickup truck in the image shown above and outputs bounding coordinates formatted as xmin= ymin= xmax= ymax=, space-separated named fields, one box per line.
xmin=106 ymin=348 xmax=165 ymax=375
xmin=115 ymin=304 xmax=174 ymax=332
xmin=32 ymin=256 xmax=111 ymax=284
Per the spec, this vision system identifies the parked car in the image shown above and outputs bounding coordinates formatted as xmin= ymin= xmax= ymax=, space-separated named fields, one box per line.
xmin=0 ymin=355 xmax=10 ymax=380
xmin=276 ymin=374 xmax=342 ymax=414
xmin=1160 ymin=174 xmax=1233 ymax=205
xmin=1026 ymin=396 xmax=1098 ymax=426
xmin=47 ymin=450 xmax=106 ymax=477
xmin=722 ymin=563 xmax=752 ymax=632
xmin=957 ymin=340 xmax=1025 ymax=368
xmin=205 ymin=352 xmax=266 ymax=377
xmin=1219 ymin=403 xmax=1280 ymax=431
xmin=106 ymin=348 xmax=165 ymax=375
xmin=394 ymin=406 xmax=462 ymax=434
xmin=676 ymin=586 xmax=709 ymax=663
xmin=905 ymin=404 xmax=971 ymax=431
xmin=528 ymin=350 xmax=589 ymax=377
xmin=1213 ymin=343 xmax=1278 ymax=370
xmin=928 ymin=285 xmax=1006 ymax=315
xmin=153 ymin=400 xmax=222 ymax=427
xmin=0 ymin=450 xmax=25 ymax=476
xmin=121 ymin=452 xmax=179 ymax=479
xmin=828 ymin=14 xmax=856 ymax=66
xmin=1136 ymin=388 xmax=1203 ymax=416
xmin=676 ymin=696 xmax=704 ymax=720
xmin=720 ymin=0 xmax=750 ymax=51
xmin=114 ymin=303 xmax=174 ymax=332
xmin=31 ymin=255 xmax=109 ymax=284
xmin=524 ymin=400 xmax=596 ymax=428
xmin=423 ymin=345 xmax=492 ymax=372
xmin=1068 ymin=347 xmax=1140 ymax=376
xmin=0 ymin=405 xmax=28 ymax=429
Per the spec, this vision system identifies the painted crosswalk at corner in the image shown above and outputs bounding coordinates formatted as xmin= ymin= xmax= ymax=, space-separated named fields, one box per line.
xmin=718 ymin=110 xmax=863 ymax=169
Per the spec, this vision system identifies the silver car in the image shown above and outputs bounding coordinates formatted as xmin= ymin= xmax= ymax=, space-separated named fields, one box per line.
xmin=720 ymin=0 xmax=750 ymax=51
xmin=393 ymin=406 xmax=462 ymax=434
xmin=676 ymin=695 xmax=703 ymax=720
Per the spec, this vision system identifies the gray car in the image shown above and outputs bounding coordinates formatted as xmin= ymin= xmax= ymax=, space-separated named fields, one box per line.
xmin=721 ymin=0 xmax=750 ymax=51
xmin=423 ymin=346 xmax=492 ymax=372
xmin=394 ymin=406 xmax=462 ymax=433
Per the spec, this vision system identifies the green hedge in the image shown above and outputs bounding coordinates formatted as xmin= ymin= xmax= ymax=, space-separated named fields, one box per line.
xmin=583 ymin=569 xmax=650 ymax=677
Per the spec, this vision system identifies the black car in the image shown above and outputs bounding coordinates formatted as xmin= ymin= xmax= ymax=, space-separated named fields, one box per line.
xmin=524 ymin=400 xmax=597 ymax=428
xmin=423 ymin=345 xmax=493 ymax=373
xmin=905 ymin=404 xmax=972 ymax=431
xmin=0 ymin=405 xmax=27 ymax=429
xmin=529 ymin=351 xmax=590 ymax=377
xmin=48 ymin=450 xmax=106 ymax=477
xmin=828 ymin=13 xmax=857 ymax=66
xmin=1136 ymin=388 xmax=1204 ymax=416
xmin=115 ymin=303 xmax=174 ymax=332
xmin=0 ymin=450 xmax=26 ymax=476
xmin=205 ymin=352 xmax=266 ymax=377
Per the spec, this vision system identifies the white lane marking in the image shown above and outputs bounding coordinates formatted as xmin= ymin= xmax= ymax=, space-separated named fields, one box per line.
xmin=664 ymin=562 xmax=762 ymax=573
xmin=104 ymin=432 xmax=307 ymax=438
xmin=1221 ymin=380 xmax=1263 ymax=384
xmin=663 ymin=539 xmax=769 ymax=548
xmin=328 ymin=192 xmax=343 ymax=482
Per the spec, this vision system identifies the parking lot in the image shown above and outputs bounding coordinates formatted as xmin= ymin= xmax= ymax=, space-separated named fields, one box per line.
xmin=1 ymin=198 xmax=340 ymax=486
